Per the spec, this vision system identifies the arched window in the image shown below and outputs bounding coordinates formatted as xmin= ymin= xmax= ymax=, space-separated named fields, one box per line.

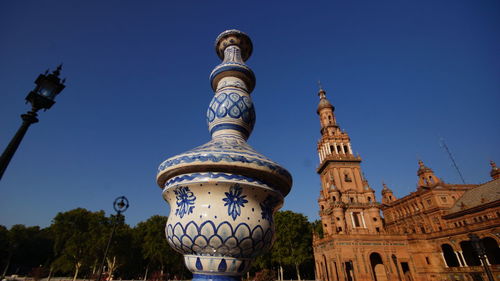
xmin=352 ymin=212 xmax=361 ymax=227
xmin=344 ymin=172 xmax=352 ymax=182
xmin=330 ymin=145 xmax=334 ymax=153
xmin=482 ymin=237 xmax=500 ymax=265
xmin=323 ymin=255 xmax=330 ymax=281
xmin=441 ymin=244 xmax=459 ymax=267
xmin=319 ymin=261 xmax=325 ymax=281
xmin=369 ymin=252 xmax=386 ymax=281
xmin=345 ymin=261 xmax=354 ymax=281
xmin=368 ymin=196 xmax=372 ymax=202
xmin=460 ymin=241 xmax=481 ymax=266
xmin=391 ymin=255 xmax=402 ymax=280
xmin=337 ymin=145 xmax=342 ymax=153
xmin=344 ymin=145 xmax=349 ymax=154
xmin=332 ymin=196 xmax=337 ymax=201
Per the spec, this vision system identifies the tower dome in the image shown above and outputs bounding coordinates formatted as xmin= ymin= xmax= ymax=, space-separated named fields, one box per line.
xmin=317 ymin=89 xmax=334 ymax=113
xmin=417 ymin=160 xmax=441 ymax=187
xmin=490 ymin=160 xmax=499 ymax=180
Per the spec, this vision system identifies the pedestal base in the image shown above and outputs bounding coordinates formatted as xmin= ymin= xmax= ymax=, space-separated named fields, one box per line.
xmin=185 ymin=255 xmax=250 ymax=278
xmin=192 ymin=274 xmax=241 ymax=281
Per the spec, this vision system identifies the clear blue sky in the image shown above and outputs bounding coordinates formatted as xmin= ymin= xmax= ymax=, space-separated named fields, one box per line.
xmin=1 ymin=1 xmax=499 ymax=228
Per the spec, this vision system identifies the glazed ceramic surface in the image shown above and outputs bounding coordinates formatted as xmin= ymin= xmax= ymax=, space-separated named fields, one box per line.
xmin=156 ymin=30 xmax=292 ymax=281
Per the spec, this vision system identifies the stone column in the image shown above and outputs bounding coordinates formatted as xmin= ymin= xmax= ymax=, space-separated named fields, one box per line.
xmin=440 ymin=252 xmax=448 ymax=267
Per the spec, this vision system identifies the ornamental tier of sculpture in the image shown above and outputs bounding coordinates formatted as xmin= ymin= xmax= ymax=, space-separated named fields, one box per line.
xmin=156 ymin=30 xmax=292 ymax=281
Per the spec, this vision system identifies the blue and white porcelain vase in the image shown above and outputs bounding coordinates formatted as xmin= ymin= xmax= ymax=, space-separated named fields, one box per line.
xmin=156 ymin=30 xmax=292 ymax=281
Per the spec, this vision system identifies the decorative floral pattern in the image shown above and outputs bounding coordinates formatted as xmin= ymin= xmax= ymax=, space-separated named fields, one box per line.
xmin=260 ymin=195 xmax=278 ymax=222
xmin=166 ymin=220 xmax=274 ymax=258
xmin=158 ymin=30 xmax=292 ymax=280
xmin=165 ymin=172 xmax=269 ymax=188
xmin=223 ymin=184 xmax=248 ymax=220
xmin=174 ymin=186 xmax=196 ymax=218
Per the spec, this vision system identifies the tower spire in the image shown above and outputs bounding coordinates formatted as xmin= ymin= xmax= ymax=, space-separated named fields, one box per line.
xmin=381 ymin=181 xmax=391 ymax=193
xmin=316 ymin=87 xmax=337 ymax=137
xmin=490 ymin=160 xmax=499 ymax=180
xmin=381 ymin=182 xmax=396 ymax=204
xmin=314 ymin=85 xmax=380 ymax=236
xmin=417 ymin=160 xmax=441 ymax=188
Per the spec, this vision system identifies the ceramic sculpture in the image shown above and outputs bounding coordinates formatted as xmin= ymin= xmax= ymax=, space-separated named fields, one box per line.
xmin=156 ymin=29 xmax=292 ymax=281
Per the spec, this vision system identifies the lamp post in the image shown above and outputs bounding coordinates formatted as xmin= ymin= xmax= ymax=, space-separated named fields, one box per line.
xmin=96 ymin=196 xmax=129 ymax=281
xmin=468 ymin=233 xmax=494 ymax=281
xmin=0 ymin=65 xmax=66 ymax=180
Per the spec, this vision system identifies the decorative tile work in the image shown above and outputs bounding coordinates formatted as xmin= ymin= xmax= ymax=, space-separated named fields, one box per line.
xmin=223 ymin=184 xmax=248 ymax=220
xmin=260 ymin=195 xmax=279 ymax=223
xmin=158 ymin=152 xmax=291 ymax=179
xmin=206 ymin=92 xmax=256 ymax=131
xmin=164 ymin=172 xmax=269 ymax=188
xmin=166 ymin=220 xmax=273 ymax=258
xmin=174 ymin=186 xmax=196 ymax=218
xmin=156 ymin=30 xmax=292 ymax=281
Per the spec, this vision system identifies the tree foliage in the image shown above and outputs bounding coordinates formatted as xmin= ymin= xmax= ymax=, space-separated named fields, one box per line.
xmin=134 ymin=215 xmax=188 ymax=279
xmin=1 ymin=209 xmax=316 ymax=280
xmin=50 ymin=208 xmax=108 ymax=279
xmin=1 ymin=224 xmax=53 ymax=278
xmin=273 ymin=211 xmax=313 ymax=280
xmin=250 ymin=211 xmax=316 ymax=280
xmin=311 ymin=219 xmax=324 ymax=238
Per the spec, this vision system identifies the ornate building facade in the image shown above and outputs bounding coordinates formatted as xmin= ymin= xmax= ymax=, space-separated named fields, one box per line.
xmin=312 ymin=88 xmax=500 ymax=281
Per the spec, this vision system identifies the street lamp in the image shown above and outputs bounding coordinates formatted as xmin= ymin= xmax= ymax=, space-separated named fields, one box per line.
xmin=0 ymin=65 xmax=66 ymax=180
xmin=96 ymin=196 xmax=129 ymax=281
xmin=468 ymin=233 xmax=494 ymax=281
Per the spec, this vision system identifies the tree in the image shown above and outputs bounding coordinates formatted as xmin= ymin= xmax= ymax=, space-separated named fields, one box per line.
xmin=134 ymin=215 xmax=188 ymax=280
xmin=311 ymin=220 xmax=324 ymax=239
xmin=1 ymin=225 xmax=53 ymax=277
xmin=0 ymin=225 xmax=10 ymax=278
xmin=103 ymin=214 xmax=139 ymax=280
xmin=271 ymin=211 xmax=314 ymax=281
xmin=254 ymin=269 xmax=276 ymax=281
xmin=50 ymin=208 xmax=108 ymax=281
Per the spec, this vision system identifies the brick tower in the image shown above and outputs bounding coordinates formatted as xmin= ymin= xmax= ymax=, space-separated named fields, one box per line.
xmin=313 ymin=87 xmax=500 ymax=281
xmin=313 ymin=87 xmax=412 ymax=281
xmin=316 ymin=87 xmax=383 ymax=235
